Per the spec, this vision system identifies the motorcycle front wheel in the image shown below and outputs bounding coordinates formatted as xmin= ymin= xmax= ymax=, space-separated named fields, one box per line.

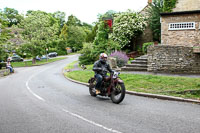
xmin=111 ymin=83 xmax=126 ymax=104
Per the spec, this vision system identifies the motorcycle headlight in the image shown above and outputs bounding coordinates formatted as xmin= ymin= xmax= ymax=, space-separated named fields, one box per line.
xmin=112 ymin=71 xmax=119 ymax=79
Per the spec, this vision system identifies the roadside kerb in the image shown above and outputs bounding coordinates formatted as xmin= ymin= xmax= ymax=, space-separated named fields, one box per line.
xmin=126 ymin=91 xmax=200 ymax=104
xmin=63 ymin=70 xmax=200 ymax=105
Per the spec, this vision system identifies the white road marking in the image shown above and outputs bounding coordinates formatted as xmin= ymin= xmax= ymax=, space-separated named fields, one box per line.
xmin=25 ymin=57 xmax=74 ymax=102
xmin=62 ymin=109 xmax=122 ymax=133
xmin=26 ymin=81 xmax=45 ymax=102
xmin=25 ymin=67 xmax=51 ymax=102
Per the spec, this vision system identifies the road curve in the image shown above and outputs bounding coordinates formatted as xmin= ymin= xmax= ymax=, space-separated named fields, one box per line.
xmin=0 ymin=55 xmax=200 ymax=133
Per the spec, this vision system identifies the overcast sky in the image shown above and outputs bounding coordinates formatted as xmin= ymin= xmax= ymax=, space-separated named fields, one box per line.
xmin=0 ymin=0 xmax=148 ymax=24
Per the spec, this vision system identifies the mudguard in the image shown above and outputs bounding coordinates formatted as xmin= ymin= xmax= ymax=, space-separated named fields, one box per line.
xmin=115 ymin=78 xmax=124 ymax=84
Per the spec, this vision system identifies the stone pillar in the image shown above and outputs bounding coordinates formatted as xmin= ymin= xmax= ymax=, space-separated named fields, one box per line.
xmin=108 ymin=57 xmax=117 ymax=69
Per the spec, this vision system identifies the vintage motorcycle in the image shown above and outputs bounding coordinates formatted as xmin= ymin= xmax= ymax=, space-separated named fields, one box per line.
xmin=88 ymin=71 xmax=126 ymax=104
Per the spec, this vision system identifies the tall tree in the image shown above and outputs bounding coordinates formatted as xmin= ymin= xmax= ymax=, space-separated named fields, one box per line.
xmin=0 ymin=21 xmax=10 ymax=61
xmin=85 ymin=24 xmax=97 ymax=43
xmin=59 ymin=24 xmax=68 ymax=40
xmin=147 ymin=0 xmax=177 ymax=42
xmin=3 ymin=7 xmax=23 ymax=27
xmin=53 ymin=11 xmax=66 ymax=28
xmin=19 ymin=10 xmax=59 ymax=63
xmin=147 ymin=0 xmax=164 ymax=42
xmin=67 ymin=26 xmax=86 ymax=51
xmin=66 ymin=15 xmax=81 ymax=26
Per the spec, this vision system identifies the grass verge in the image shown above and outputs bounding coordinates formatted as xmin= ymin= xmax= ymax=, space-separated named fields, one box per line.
xmin=11 ymin=57 xmax=67 ymax=67
xmin=64 ymin=61 xmax=78 ymax=70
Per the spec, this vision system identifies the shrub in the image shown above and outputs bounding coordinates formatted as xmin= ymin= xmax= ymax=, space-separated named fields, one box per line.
xmin=109 ymin=51 xmax=129 ymax=67
xmin=111 ymin=10 xmax=146 ymax=48
xmin=79 ymin=43 xmax=97 ymax=65
xmin=142 ymin=42 xmax=153 ymax=54
xmin=56 ymin=50 xmax=67 ymax=55
xmin=48 ymin=48 xmax=57 ymax=53
xmin=79 ymin=40 xmax=120 ymax=65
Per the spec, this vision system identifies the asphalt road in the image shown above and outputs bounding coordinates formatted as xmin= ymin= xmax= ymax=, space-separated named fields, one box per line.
xmin=0 ymin=55 xmax=200 ymax=133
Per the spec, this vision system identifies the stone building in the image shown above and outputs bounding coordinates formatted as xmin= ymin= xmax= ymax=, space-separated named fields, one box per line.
xmin=161 ymin=0 xmax=200 ymax=46
xmin=135 ymin=0 xmax=153 ymax=50
xmin=161 ymin=11 xmax=200 ymax=47
xmin=147 ymin=0 xmax=200 ymax=74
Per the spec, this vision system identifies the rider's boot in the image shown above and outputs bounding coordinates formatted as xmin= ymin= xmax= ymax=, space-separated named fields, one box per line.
xmin=96 ymin=89 xmax=101 ymax=94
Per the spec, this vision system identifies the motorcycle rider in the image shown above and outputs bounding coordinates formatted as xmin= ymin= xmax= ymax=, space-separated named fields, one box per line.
xmin=93 ymin=53 xmax=113 ymax=94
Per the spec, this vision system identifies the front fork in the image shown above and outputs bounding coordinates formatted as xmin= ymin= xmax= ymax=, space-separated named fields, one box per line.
xmin=108 ymin=78 xmax=123 ymax=95
xmin=112 ymin=78 xmax=124 ymax=92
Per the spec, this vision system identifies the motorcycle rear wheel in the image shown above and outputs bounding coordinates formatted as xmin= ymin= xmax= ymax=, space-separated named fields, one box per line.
xmin=88 ymin=78 xmax=97 ymax=97
xmin=111 ymin=83 xmax=126 ymax=104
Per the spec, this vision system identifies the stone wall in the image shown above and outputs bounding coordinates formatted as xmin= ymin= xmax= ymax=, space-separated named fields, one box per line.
xmin=147 ymin=45 xmax=200 ymax=74
xmin=173 ymin=0 xmax=200 ymax=12
xmin=0 ymin=69 xmax=9 ymax=77
xmin=161 ymin=13 xmax=200 ymax=47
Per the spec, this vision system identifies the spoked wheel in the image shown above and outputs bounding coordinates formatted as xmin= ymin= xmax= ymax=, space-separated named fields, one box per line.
xmin=111 ymin=83 xmax=126 ymax=104
xmin=88 ymin=78 xmax=97 ymax=97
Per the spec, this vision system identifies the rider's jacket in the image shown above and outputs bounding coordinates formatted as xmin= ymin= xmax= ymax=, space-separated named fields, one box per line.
xmin=93 ymin=60 xmax=112 ymax=76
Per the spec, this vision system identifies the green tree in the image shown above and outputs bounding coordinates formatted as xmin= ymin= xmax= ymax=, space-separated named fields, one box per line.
xmin=0 ymin=11 xmax=13 ymax=60
xmin=79 ymin=43 xmax=95 ymax=65
xmin=0 ymin=10 xmax=10 ymax=61
xmin=60 ymin=24 xmax=68 ymax=40
xmin=85 ymin=24 xmax=97 ymax=43
xmin=147 ymin=0 xmax=164 ymax=42
xmin=0 ymin=25 xmax=12 ymax=45
xmin=79 ymin=17 xmax=120 ymax=65
xmin=2 ymin=7 xmax=23 ymax=27
xmin=19 ymin=10 xmax=59 ymax=63
xmin=93 ymin=20 xmax=110 ymax=54
xmin=52 ymin=11 xmax=66 ymax=28
xmin=94 ymin=21 xmax=109 ymax=45
xmin=82 ymin=22 xmax=93 ymax=30
xmin=67 ymin=26 xmax=86 ymax=51
xmin=147 ymin=0 xmax=177 ymax=42
xmin=163 ymin=0 xmax=177 ymax=12
xmin=0 ymin=45 xmax=9 ymax=61
xmin=0 ymin=9 xmax=9 ymax=26
xmin=26 ymin=10 xmax=34 ymax=16
xmin=66 ymin=15 xmax=81 ymax=26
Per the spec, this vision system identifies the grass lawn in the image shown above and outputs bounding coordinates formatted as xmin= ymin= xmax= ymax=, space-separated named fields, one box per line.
xmin=12 ymin=57 xmax=67 ymax=67
xmin=64 ymin=63 xmax=200 ymax=100
xmin=64 ymin=61 xmax=78 ymax=69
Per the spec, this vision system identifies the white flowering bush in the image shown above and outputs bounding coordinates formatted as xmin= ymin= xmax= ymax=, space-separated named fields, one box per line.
xmin=111 ymin=10 xmax=146 ymax=48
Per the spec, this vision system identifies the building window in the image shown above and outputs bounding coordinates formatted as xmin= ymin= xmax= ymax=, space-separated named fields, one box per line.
xmin=169 ymin=22 xmax=195 ymax=30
